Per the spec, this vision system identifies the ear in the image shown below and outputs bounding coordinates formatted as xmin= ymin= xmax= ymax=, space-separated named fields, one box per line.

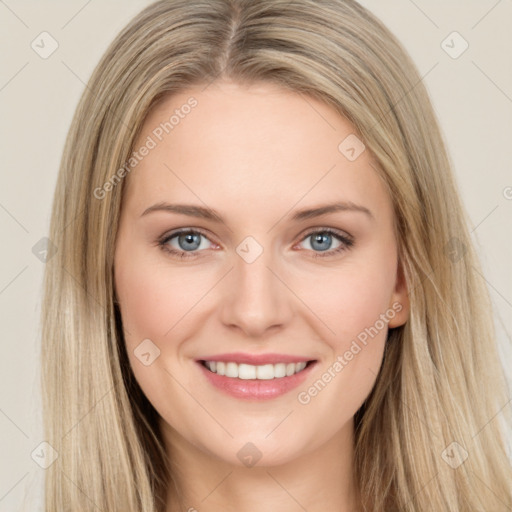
xmin=387 ymin=258 xmax=410 ymax=328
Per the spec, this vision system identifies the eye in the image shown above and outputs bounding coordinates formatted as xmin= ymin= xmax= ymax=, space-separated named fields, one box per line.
xmin=158 ymin=227 xmax=354 ymax=260
xmin=158 ymin=229 xmax=216 ymax=259
xmin=297 ymin=228 xmax=354 ymax=258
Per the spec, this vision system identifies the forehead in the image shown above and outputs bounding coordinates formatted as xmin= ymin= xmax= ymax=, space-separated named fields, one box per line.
xmin=123 ymin=80 xmax=391 ymax=223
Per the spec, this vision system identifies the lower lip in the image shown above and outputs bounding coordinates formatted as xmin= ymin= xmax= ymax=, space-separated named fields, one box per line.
xmin=197 ymin=361 xmax=317 ymax=400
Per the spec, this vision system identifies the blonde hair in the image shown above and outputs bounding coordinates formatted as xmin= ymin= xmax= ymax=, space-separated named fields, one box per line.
xmin=41 ymin=0 xmax=512 ymax=510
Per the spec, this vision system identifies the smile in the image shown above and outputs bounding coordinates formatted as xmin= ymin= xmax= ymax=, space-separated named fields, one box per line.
xmin=197 ymin=355 xmax=317 ymax=400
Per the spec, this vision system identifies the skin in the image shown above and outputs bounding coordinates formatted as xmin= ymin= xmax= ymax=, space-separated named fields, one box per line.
xmin=114 ymin=80 xmax=409 ymax=512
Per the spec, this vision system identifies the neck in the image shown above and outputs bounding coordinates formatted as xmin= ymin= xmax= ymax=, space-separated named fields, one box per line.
xmin=161 ymin=418 xmax=361 ymax=512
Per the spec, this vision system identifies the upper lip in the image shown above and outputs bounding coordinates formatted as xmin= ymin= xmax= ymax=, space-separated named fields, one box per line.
xmin=198 ymin=352 xmax=315 ymax=365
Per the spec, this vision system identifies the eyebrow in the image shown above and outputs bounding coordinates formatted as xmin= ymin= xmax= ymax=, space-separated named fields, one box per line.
xmin=141 ymin=201 xmax=373 ymax=222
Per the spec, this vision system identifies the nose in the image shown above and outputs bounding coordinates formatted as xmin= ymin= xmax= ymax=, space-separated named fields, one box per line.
xmin=219 ymin=246 xmax=294 ymax=338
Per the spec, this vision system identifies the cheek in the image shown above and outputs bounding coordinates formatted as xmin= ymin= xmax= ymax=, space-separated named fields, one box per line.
xmin=293 ymin=252 xmax=397 ymax=410
xmin=305 ymin=257 xmax=397 ymax=350
xmin=114 ymin=248 xmax=222 ymax=407
xmin=114 ymin=250 xmax=207 ymax=424
xmin=115 ymin=251 xmax=210 ymax=343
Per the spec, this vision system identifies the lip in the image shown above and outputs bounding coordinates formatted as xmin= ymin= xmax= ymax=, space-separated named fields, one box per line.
xmin=197 ymin=352 xmax=312 ymax=365
xmin=197 ymin=357 xmax=318 ymax=401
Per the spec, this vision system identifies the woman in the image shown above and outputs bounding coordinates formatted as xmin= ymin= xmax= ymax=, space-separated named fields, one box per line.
xmin=41 ymin=0 xmax=512 ymax=510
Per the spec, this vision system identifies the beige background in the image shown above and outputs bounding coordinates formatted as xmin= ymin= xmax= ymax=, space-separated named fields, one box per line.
xmin=1 ymin=1 xmax=511 ymax=509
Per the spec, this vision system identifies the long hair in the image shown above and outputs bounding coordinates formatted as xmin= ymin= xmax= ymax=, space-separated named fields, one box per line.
xmin=41 ymin=0 xmax=512 ymax=510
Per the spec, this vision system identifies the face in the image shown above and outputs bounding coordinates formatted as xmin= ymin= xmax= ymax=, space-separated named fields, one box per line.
xmin=114 ymin=80 xmax=409 ymax=468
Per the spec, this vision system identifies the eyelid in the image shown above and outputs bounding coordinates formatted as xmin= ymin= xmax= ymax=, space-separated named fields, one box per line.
xmin=299 ymin=226 xmax=354 ymax=243
xmin=158 ymin=227 xmax=218 ymax=255
xmin=295 ymin=226 xmax=354 ymax=258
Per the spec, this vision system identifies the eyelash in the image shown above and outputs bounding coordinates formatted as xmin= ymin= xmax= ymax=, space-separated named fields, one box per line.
xmin=157 ymin=227 xmax=354 ymax=260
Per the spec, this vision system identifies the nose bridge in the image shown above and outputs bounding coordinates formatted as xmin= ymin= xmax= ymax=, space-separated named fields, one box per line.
xmin=219 ymin=237 xmax=292 ymax=336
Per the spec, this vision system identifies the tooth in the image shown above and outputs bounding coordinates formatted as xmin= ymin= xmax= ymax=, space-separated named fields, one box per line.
xmin=295 ymin=362 xmax=307 ymax=373
xmin=256 ymin=364 xmax=275 ymax=380
xmin=216 ymin=361 xmax=226 ymax=376
xmin=238 ymin=363 xmax=257 ymax=379
xmin=206 ymin=360 xmax=310 ymax=378
xmin=274 ymin=363 xmax=286 ymax=378
xmin=225 ymin=362 xmax=239 ymax=378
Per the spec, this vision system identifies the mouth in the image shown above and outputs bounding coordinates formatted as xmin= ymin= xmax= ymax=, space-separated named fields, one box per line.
xmin=196 ymin=355 xmax=318 ymax=400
